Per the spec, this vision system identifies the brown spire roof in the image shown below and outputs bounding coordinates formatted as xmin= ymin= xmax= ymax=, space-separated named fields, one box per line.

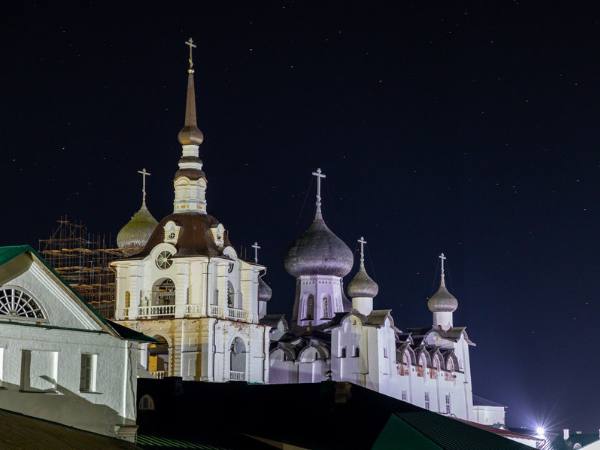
xmin=177 ymin=70 xmax=204 ymax=146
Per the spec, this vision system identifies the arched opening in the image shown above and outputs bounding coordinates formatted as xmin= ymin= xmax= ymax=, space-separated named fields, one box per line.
xmin=230 ymin=337 xmax=246 ymax=381
xmin=125 ymin=291 xmax=131 ymax=309
xmin=431 ymin=355 xmax=441 ymax=378
xmin=305 ymin=295 xmax=314 ymax=321
xmin=417 ymin=354 xmax=427 ymax=378
xmin=322 ymin=296 xmax=330 ymax=319
xmin=151 ymin=278 xmax=175 ymax=316
xmin=0 ymin=287 xmax=46 ymax=321
xmin=227 ymin=281 xmax=235 ymax=308
xmin=139 ymin=394 xmax=155 ymax=411
xmin=398 ymin=351 xmax=410 ymax=376
xmin=147 ymin=336 xmax=169 ymax=379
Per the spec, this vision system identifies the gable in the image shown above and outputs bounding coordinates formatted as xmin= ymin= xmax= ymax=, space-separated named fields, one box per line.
xmin=0 ymin=247 xmax=106 ymax=332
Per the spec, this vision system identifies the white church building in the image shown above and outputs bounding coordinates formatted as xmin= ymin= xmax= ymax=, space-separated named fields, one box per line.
xmin=0 ymin=245 xmax=148 ymax=441
xmin=113 ymin=39 xmax=270 ymax=384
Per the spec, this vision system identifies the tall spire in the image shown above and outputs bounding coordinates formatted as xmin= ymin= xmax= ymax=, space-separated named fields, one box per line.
xmin=177 ymin=38 xmax=204 ymax=146
xmin=312 ymin=168 xmax=326 ymax=219
xmin=137 ymin=168 xmax=151 ymax=208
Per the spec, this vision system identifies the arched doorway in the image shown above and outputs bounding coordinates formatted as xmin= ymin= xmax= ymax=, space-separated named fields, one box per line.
xmin=229 ymin=337 xmax=246 ymax=381
xmin=151 ymin=278 xmax=175 ymax=316
xmin=147 ymin=335 xmax=169 ymax=379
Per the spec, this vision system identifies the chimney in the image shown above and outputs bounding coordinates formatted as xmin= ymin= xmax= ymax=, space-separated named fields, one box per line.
xmin=563 ymin=429 xmax=569 ymax=440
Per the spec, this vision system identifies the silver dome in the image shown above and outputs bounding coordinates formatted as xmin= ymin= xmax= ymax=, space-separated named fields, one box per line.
xmin=284 ymin=213 xmax=354 ymax=278
xmin=427 ymin=281 xmax=458 ymax=313
xmin=258 ymin=276 xmax=272 ymax=302
xmin=347 ymin=263 xmax=379 ymax=298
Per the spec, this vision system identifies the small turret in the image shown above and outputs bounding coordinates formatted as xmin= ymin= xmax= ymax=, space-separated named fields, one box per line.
xmin=347 ymin=237 xmax=378 ymax=315
xmin=427 ymin=253 xmax=458 ymax=330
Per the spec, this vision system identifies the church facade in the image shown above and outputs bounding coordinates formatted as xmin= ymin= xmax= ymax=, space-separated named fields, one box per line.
xmin=113 ymin=39 xmax=270 ymax=384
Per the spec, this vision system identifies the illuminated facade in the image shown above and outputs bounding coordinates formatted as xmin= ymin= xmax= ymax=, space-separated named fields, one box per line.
xmin=113 ymin=39 xmax=270 ymax=384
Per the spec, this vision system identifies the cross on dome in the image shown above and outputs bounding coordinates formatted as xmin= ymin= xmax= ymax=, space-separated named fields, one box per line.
xmin=252 ymin=241 xmax=261 ymax=263
xmin=439 ymin=252 xmax=447 ymax=285
xmin=185 ymin=37 xmax=197 ymax=73
xmin=312 ymin=168 xmax=326 ymax=217
xmin=358 ymin=236 xmax=367 ymax=265
xmin=137 ymin=168 xmax=151 ymax=207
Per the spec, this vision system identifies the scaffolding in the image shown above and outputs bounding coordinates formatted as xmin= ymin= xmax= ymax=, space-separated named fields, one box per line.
xmin=38 ymin=216 xmax=125 ymax=319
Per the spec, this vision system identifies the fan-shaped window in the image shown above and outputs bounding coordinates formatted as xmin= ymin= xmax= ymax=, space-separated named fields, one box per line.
xmin=0 ymin=288 xmax=45 ymax=320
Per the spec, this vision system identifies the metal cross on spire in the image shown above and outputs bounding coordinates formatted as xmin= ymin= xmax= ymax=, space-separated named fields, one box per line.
xmin=137 ymin=168 xmax=151 ymax=207
xmin=252 ymin=242 xmax=261 ymax=264
xmin=358 ymin=236 xmax=367 ymax=266
xmin=312 ymin=168 xmax=326 ymax=217
xmin=439 ymin=252 xmax=447 ymax=286
xmin=185 ymin=37 xmax=197 ymax=73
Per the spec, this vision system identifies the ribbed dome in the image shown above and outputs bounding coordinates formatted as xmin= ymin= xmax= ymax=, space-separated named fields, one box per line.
xmin=117 ymin=205 xmax=158 ymax=251
xmin=258 ymin=276 xmax=272 ymax=302
xmin=284 ymin=214 xmax=354 ymax=278
xmin=347 ymin=263 xmax=379 ymax=298
xmin=427 ymin=281 xmax=458 ymax=313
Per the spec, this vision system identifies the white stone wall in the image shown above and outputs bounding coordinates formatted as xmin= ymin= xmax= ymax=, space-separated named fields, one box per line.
xmin=0 ymin=260 xmax=139 ymax=440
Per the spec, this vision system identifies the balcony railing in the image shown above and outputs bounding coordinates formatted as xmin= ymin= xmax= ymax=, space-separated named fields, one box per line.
xmin=138 ymin=305 xmax=176 ymax=318
xmin=229 ymin=371 xmax=246 ymax=381
xmin=185 ymin=304 xmax=202 ymax=314
xmin=227 ymin=307 xmax=247 ymax=321
xmin=209 ymin=305 xmax=221 ymax=316
xmin=151 ymin=370 xmax=167 ymax=380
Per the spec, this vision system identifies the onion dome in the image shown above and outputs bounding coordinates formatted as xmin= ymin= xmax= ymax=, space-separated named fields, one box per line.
xmin=117 ymin=203 xmax=158 ymax=251
xmin=427 ymin=253 xmax=458 ymax=313
xmin=258 ymin=276 xmax=272 ymax=302
xmin=285 ymin=214 xmax=353 ymax=278
xmin=347 ymin=263 xmax=379 ymax=299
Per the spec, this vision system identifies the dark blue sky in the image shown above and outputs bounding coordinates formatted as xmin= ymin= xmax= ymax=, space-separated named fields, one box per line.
xmin=3 ymin=1 xmax=599 ymax=430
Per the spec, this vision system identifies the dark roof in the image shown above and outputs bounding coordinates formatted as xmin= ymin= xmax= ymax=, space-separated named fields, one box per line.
xmin=550 ymin=432 xmax=599 ymax=450
xmin=259 ymin=314 xmax=287 ymax=329
xmin=137 ymin=379 xmax=531 ymax=450
xmin=473 ymin=395 xmax=506 ymax=408
xmin=0 ymin=408 xmax=139 ymax=449
xmin=107 ymin=320 xmax=157 ymax=343
xmin=135 ymin=213 xmax=232 ymax=258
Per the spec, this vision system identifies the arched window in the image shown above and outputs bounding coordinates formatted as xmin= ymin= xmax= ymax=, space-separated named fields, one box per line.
xmin=139 ymin=394 xmax=155 ymax=411
xmin=0 ymin=288 xmax=45 ymax=320
xmin=354 ymin=347 xmax=360 ymax=357
xmin=322 ymin=296 xmax=330 ymax=319
xmin=227 ymin=281 xmax=235 ymax=308
xmin=125 ymin=291 xmax=131 ymax=309
xmin=340 ymin=347 xmax=347 ymax=358
xmin=305 ymin=295 xmax=314 ymax=321
xmin=152 ymin=279 xmax=175 ymax=306
xmin=230 ymin=337 xmax=246 ymax=381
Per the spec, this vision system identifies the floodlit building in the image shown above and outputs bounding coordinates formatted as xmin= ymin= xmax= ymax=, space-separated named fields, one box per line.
xmin=113 ymin=39 xmax=270 ymax=384
xmin=0 ymin=245 xmax=150 ymax=441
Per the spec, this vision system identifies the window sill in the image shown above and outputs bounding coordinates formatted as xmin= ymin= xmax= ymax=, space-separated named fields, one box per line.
xmin=80 ymin=390 xmax=102 ymax=395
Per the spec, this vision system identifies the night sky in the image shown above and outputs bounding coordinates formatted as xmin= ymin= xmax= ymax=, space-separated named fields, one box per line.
xmin=3 ymin=1 xmax=599 ymax=431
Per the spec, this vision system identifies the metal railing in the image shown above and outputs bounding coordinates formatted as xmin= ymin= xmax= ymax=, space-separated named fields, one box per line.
xmin=229 ymin=371 xmax=245 ymax=381
xmin=138 ymin=305 xmax=176 ymax=318
xmin=151 ymin=370 xmax=167 ymax=380
xmin=209 ymin=305 xmax=221 ymax=316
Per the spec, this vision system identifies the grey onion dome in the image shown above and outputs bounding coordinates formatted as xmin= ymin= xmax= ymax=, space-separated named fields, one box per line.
xmin=347 ymin=263 xmax=379 ymax=298
xmin=427 ymin=278 xmax=458 ymax=313
xmin=284 ymin=213 xmax=354 ymax=278
xmin=258 ymin=276 xmax=272 ymax=302
xmin=117 ymin=204 xmax=159 ymax=251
